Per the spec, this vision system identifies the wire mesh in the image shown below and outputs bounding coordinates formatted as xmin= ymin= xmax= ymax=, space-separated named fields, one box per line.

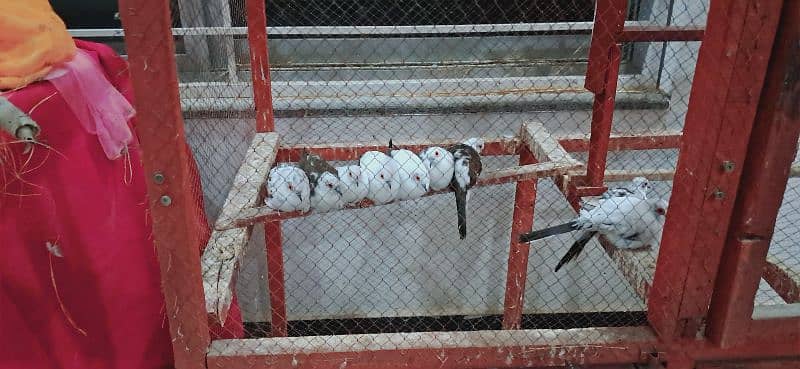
xmin=161 ymin=0 xmax=715 ymax=342
xmin=97 ymin=0 xmax=800 ymax=366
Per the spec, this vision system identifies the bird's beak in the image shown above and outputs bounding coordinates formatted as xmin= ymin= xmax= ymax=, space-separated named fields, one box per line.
xmin=335 ymin=188 xmax=343 ymax=196
xmin=295 ymin=191 xmax=303 ymax=202
xmin=386 ymin=180 xmax=393 ymax=189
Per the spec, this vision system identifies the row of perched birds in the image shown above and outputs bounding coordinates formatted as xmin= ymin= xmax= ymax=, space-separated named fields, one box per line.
xmin=518 ymin=177 xmax=669 ymax=271
xmin=265 ymin=137 xmax=484 ymax=239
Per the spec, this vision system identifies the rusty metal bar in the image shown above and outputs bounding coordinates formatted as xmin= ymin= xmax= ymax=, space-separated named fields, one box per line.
xmin=265 ymin=221 xmax=288 ymax=337
xmin=118 ymin=0 xmax=211 ymax=367
xmin=618 ymin=25 xmax=705 ymax=42
xmin=501 ymin=147 xmax=538 ymax=329
xmin=246 ymin=0 xmax=274 ymax=133
xmin=647 ymin=0 xmax=785 ymax=340
xmin=706 ymin=0 xmax=800 ymax=347
xmin=586 ymin=45 xmax=623 ymax=188
xmin=207 ymin=326 xmax=655 ymax=369
xmin=246 ymin=0 xmax=286 ymax=338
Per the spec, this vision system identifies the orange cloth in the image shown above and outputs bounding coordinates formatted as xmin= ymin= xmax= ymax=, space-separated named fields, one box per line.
xmin=0 ymin=0 xmax=76 ymax=90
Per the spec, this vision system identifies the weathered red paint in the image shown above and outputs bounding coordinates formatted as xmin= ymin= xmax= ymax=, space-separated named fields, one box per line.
xmin=559 ymin=133 xmax=682 ymax=153
xmin=246 ymin=0 xmax=275 ymax=133
xmin=647 ymin=0 xmax=785 ymax=340
xmin=118 ymin=0 xmax=210 ymax=367
xmin=275 ymin=139 xmax=518 ymax=162
xmin=763 ymin=260 xmax=800 ymax=303
xmin=584 ymin=0 xmax=628 ymax=94
xmin=208 ymin=327 xmax=655 ymax=369
xmin=276 ymin=134 xmax=683 ymax=163
xmin=501 ymin=147 xmax=538 ymax=329
xmin=618 ymin=26 xmax=705 ymax=42
xmin=265 ymin=220 xmax=288 ymax=337
xmin=707 ymin=1 xmax=800 ymax=346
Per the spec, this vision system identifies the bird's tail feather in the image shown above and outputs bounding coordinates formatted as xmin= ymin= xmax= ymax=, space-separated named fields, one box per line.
xmin=519 ymin=222 xmax=576 ymax=243
xmin=455 ymin=189 xmax=467 ymax=239
xmin=554 ymin=231 xmax=597 ymax=272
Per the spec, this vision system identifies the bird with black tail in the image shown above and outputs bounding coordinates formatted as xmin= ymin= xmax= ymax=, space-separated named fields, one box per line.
xmin=519 ymin=177 xmax=667 ymax=271
xmin=448 ymin=142 xmax=482 ymax=239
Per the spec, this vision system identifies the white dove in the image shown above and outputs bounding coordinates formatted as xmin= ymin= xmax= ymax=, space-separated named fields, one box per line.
xmin=388 ymin=139 xmax=430 ymax=200
xmin=336 ymin=165 xmax=368 ymax=205
xmin=463 ymin=137 xmax=485 ymax=154
xmin=419 ymin=146 xmax=454 ymax=191
xmin=309 ymin=171 xmax=343 ymax=212
xmin=360 ymin=150 xmax=400 ymax=204
xmin=265 ymin=166 xmax=310 ymax=212
xmin=519 ymin=178 xmax=667 ymax=271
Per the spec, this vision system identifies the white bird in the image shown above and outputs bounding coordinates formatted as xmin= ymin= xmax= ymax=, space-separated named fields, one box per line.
xmin=519 ymin=178 xmax=667 ymax=271
xmin=388 ymin=139 xmax=430 ymax=200
xmin=419 ymin=146 xmax=454 ymax=191
xmin=264 ymin=166 xmax=310 ymax=213
xmin=298 ymin=149 xmax=343 ymax=212
xmin=360 ymin=150 xmax=400 ymax=204
xmin=309 ymin=171 xmax=343 ymax=212
xmin=448 ymin=143 xmax=483 ymax=239
xmin=336 ymin=165 xmax=368 ymax=205
xmin=463 ymin=137 xmax=485 ymax=154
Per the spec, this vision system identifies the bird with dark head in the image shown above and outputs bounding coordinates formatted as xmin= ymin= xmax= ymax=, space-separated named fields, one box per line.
xmin=448 ymin=143 xmax=482 ymax=239
xmin=298 ymin=149 xmax=342 ymax=211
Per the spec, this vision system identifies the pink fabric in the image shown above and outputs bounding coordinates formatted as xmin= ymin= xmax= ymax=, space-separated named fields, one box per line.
xmin=45 ymin=49 xmax=134 ymax=160
xmin=0 ymin=40 xmax=243 ymax=369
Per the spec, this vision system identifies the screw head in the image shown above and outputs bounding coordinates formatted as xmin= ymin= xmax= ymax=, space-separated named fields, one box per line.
xmin=713 ymin=188 xmax=726 ymax=199
xmin=153 ymin=172 xmax=165 ymax=184
xmin=721 ymin=161 xmax=735 ymax=172
xmin=159 ymin=195 xmax=172 ymax=206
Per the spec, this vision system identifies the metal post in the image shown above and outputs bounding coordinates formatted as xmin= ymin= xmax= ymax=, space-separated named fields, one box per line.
xmin=118 ymin=0 xmax=211 ymax=367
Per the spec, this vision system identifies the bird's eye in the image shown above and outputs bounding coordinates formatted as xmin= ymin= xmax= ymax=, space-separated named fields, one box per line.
xmin=415 ymin=175 xmax=420 ymax=181
xmin=380 ymin=174 xmax=385 ymax=179
xmin=288 ymin=184 xmax=293 ymax=191
xmin=434 ymin=151 xmax=440 ymax=156
xmin=656 ymin=207 xmax=666 ymax=215
xmin=327 ymin=183 xmax=334 ymax=188
xmin=349 ymin=172 xmax=353 ymax=177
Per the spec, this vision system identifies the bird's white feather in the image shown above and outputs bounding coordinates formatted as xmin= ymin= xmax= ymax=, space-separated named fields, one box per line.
xmin=360 ymin=151 xmax=400 ymax=204
xmin=390 ymin=148 xmax=430 ymax=200
xmin=419 ymin=146 xmax=454 ymax=191
xmin=265 ymin=166 xmax=311 ymax=212
xmin=336 ymin=165 xmax=368 ymax=204
xmin=310 ymin=171 xmax=343 ymax=212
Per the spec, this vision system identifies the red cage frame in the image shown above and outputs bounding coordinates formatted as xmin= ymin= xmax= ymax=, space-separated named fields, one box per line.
xmin=117 ymin=0 xmax=800 ymax=368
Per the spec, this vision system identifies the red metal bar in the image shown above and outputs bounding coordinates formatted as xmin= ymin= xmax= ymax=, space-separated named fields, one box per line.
xmin=763 ymin=260 xmax=800 ymax=303
xmin=247 ymin=0 xmax=286 ymax=337
xmin=246 ymin=0 xmax=275 ymax=132
xmin=586 ymin=45 xmax=622 ymax=188
xmin=118 ymin=0 xmax=210 ymax=367
xmin=559 ymin=133 xmax=682 ymax=152
xmin=584 ymin=0 xmax=627 ymax=188
xmin=275 ymin=133 xmax=682 ymax=163
xmin=584 ymin=0 xmax=628 ymax=94
xmin=618 ymin=26 xmax=705 ymax=42
xmin=648 ymin=0 xmax=785 ymax=340
xmin=276 ymin=138 xmax=519 ymax=162
xmin=208 ymin=326 xmax=654 ymax=369
xmin=265 ymin=221 xmax=288 ymax=337
xmin=706 ymin=0 xmax=800 ymax=347
xmin=501 ymin=147 xmax=538 ymax=329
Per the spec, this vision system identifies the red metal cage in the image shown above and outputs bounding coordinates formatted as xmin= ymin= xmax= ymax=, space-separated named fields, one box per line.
xmin=117 ymin=0 xmax=799 ymax=368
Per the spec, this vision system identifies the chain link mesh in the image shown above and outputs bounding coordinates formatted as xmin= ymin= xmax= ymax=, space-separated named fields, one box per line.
xmin=161 ymin=0 xmax=715 ymax=344
xmin=74 ymin=0 xmax=800 ymax=364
